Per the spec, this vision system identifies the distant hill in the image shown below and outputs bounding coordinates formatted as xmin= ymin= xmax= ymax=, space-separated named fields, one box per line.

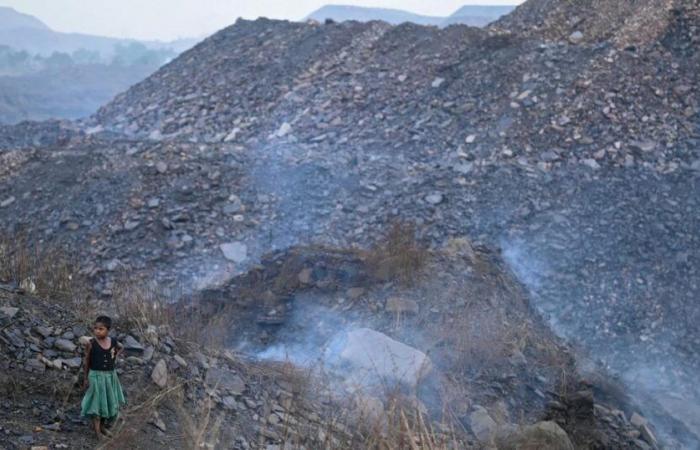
xmin=306 ymin=4 xmax=516 ymax=27
xmin=0 ymin=5 xmax=48 ymax=30
xmin=0 ymin=6 xmax=195 ymax=58
xmin=0 ymin=7 xmax=199 ymax=124
xmin=442 ymin=5 xmax=516 ymax=26
xmin=306 ymin=5 xmax=444 ymax=26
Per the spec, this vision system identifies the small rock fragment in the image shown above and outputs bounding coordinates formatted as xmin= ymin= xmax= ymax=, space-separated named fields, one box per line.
xmin=220 ymin=242 xmax=248 ymax=263
xmin=151 ymin=359 xmax=168 ymax=388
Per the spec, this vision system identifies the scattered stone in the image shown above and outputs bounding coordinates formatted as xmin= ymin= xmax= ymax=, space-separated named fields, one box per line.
xmin=124 ymin=220 xmax=140 ymax=231
xmin=220 ymin=242 xmax=248 ymax=263
xmin=205 ymin=368 xmax=246 ymax=395
xmin=273 ymin=122 xmax=292 ymax=138
xmin=123 ymin=335 xmax=144 ymax=352
xmin=582 ymin=158 xmax=600 ymax=170
xmin=0 ymin=196 xmax=15 ymax=208
xmin=298 ymin=268 xmax=313 ymax=284
xmin=0 ymin=306 xmax=19 ymax=318
xmin=346 ymin=287 xmax=365 ymax=300
xmin=63 ymin=357 xmax=82 ymax=369
xmin=20 ymin=278 xmax=36 ymax=294
xmin=54 ymin=338 xmax=76 ymax=353
xmin=174 ymin=354 xmax=188 ymax=367
xmin=425 ymin=193 xmax=444 ymax=205
xmin=151 ymin=359 xmax=168 ymax=388
xmin=222 ymin=396 xmax=238 ymax=410
xmin=224 ymin=127 xmax=241 ymax=142
xmin=105 ymin=259 xmax=121 ymax=272
xmin=431 ymin=77 xmax=445 ymax=88
xmin=568 ymin=31 xmax=584 ymax=44
xmin=505 ymin=421 xmax=575 ymax=450
xmin=34 ymin=325 xmax=52 ymax=338
xmin=630 ymin=412 xmax=648 ymax=428
xmin=155 ymin=161 xmax=168 ymax=173
xmin=629 ymin=140 xmax=657 ymax=152
xmin=149 ymin=411 xmax=167 ymax=432
xmin=469 ymin=406 xmax=497 ymax=443
xmin=143 ymin=346 xmax=155 ymax=362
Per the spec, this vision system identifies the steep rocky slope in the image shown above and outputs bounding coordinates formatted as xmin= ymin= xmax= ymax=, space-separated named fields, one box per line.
xmin=1 ymin=0 xmax=699 ymax=448
xmin=492 ymin=0 xmax=695 ymax=47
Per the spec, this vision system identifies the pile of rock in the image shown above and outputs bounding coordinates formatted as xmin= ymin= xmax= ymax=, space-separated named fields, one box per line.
xmin=0 ymin=0 xmax=698 ymax=447
xmin=492 ymin=0 xmax=686 ymax=47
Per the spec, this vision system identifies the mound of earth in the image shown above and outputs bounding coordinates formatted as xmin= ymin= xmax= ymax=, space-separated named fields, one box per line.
xmin=492 ymin=0 xmax=697 ymax=48
xmin=0 ymin=244 xmax=654 ymax=449
xmin=0 ymin=0 xmax=699 ymax=447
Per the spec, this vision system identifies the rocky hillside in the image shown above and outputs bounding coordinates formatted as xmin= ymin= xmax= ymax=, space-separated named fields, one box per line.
xmin=493 ymin=0 xmax=696 ymax=47
xmin=306 ymin=5 xmax=444 ymax=26
xmin=306 ymin=4 xmax=515 ymax=27
xmin=1 ymin=242 xmax=653 ymax=449
xmin=1 ymin=0 xmax=699 ymax=448
xmin=442 ymin=5 xmax=516 ymax=27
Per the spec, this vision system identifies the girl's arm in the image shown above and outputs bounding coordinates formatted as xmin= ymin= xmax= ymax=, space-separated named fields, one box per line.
xmin=115 ymin=341 xmax=124 ymax=359
xmin=83 ymin=341 xmax=91 ymax=389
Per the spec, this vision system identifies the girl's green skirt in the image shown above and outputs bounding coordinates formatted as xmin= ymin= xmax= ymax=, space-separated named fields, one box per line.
xmin=81 ymin=370 xmax=126 ymax=419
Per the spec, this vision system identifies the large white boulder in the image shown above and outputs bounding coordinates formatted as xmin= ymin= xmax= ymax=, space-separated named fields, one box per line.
xmin=328 ymin=328 xmax=432 ymax=389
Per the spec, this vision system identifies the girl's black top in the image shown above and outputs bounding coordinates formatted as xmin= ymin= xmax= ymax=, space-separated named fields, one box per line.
xmin=89 ymin=337 xmax=118 ymax=371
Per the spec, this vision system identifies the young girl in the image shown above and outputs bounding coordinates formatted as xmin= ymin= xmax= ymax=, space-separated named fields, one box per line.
xmin=81 ymin=315 xmax=126 ymax=439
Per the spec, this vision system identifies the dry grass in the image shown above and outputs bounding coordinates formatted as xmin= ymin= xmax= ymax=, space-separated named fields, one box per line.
xmin=355 ymin=397 xmax=460 ymax=450
xmin=0 ymin=231 xmax=89 ymax=312
xmin=96 ymin=380 xmax=182 ymax=450
xmin=172 ymin=387 xmax=224 ymax=449
xmin=364 ymin=222 xmax=429 ymax=286
xmin=111 ymin=278 xmax=174 ymax=333
xmin=111 ymin=278 xmax=232 ymax=349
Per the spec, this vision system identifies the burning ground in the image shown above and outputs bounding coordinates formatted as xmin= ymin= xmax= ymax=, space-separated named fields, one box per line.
xmin=1 ymin=232 xmax=654 ymax=449
xmin=1 ymin=0 xmax=700 ymax=448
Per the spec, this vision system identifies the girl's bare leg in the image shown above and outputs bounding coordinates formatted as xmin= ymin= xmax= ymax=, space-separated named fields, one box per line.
xmin=92 ymin=417 xmax=102 ymax=437
xmin=101 ymin=418 xmax=113 ymax=436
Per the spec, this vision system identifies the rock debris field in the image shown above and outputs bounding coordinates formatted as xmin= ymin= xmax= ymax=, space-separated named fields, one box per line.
xmin=0 ymin=0 xmax=699 ymax=448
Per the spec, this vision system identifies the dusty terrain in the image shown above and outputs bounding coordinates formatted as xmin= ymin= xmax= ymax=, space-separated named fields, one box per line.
xmin=0 ymin=0 xmax=699 ymax=448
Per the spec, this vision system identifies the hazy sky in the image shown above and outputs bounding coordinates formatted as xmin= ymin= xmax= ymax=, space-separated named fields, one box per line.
xmin=0 ymin=0 xmax=523 ymax=41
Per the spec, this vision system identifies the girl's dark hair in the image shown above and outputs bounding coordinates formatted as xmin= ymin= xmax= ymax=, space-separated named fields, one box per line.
xmin=95 ymin=315 xmax=112 ymax=329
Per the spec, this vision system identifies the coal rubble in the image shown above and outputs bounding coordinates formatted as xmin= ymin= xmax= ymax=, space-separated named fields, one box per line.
xmin=1 ymin=0 xmax=699 ymax=448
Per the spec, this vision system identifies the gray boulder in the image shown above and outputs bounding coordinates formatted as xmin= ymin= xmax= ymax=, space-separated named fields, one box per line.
xmin=220 ymin=242 xmax=248 ymax=263
xmin=205 ymin=367 xmax=246 ymax=395
xmin=151 ymin=359 xmax=168 ymax=388
xmin=329 ymin=328 xmax=432 ymax=389
xmin=54 ymin=338 xmax=76 ymax=353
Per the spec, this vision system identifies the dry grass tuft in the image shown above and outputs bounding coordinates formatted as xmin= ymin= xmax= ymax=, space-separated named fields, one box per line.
xmin=111 ymin=278 xmax=174 ymax=334
xmin=0 ymin=231 xmax=89 ymax=311
xmin=364 ymin=222 xmax=429 ymax=286
xmin=112 ymin=279 xmax=231 ymax=349
xmin=173 ymin=387 xmax=224 ymax=449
